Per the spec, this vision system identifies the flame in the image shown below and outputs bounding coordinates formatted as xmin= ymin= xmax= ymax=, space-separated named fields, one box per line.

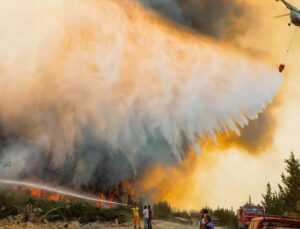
xmin=107 ymin=196 xmax=114 ymax=209
xmin=26 ymin=186 xmax=68 ymax=201
xmin=96 ymin=194 xmax=115 ymax=209
xmin=96 ymin=194 xmax=106 ymax=208
xmin=30 ymin=188 xmax=42 ymax=199
xmin=47 ymin=193 xmax=61 ymax=201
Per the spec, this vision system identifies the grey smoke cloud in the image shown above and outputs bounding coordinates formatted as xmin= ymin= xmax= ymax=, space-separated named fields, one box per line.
xmin=139 ymin=0 xmax=251 ymax=38
xmin=139 ymin=0 xmax=186 ymax=24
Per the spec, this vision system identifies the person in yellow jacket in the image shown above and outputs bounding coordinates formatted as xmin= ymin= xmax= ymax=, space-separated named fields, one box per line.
xmin=132 ymin=205 xmax=141 ymax=229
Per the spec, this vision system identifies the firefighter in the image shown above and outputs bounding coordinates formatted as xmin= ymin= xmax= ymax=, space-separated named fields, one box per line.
xmin=132 ymin=205 xmax=141 ymax=229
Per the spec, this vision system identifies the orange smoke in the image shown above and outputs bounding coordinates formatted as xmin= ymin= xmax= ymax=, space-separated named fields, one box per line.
xmin=140 ymin=148 xmax=214 ymax=209
xmin=198 ymin=104 xmax=280 ymax=155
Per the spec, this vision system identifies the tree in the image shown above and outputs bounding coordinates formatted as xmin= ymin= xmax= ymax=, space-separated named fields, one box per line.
xmin=261 ymin=183 xmax=282 ymax=215
xmin=153 ymin=201 xmax=172 ymax=218
xmin=213 ymin=208 xmax=237 ymax=229
xmin=262 ymin=183 xmax=273 ymax=213
xmin=278 ymin=152 xmax=300 ymax=214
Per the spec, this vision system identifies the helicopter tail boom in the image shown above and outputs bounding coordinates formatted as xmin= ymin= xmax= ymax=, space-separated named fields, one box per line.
xmin=276 ymin=0 xmax=300 ymax=13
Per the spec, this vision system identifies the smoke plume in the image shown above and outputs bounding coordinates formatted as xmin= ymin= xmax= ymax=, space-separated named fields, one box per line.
xmin=0 ymin=0 xmax=281 ymax=190
xmin=140 ymin=0 xmax=253 ymax=39
xmin=140 ymin=0 xmax=280 ymax=154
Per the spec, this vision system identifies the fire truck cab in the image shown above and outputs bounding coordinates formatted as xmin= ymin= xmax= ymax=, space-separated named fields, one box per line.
xmin=238 ymin=204 xmax=265 ymax=229
xmin=248 ymin=216 xmax=300 ymax=229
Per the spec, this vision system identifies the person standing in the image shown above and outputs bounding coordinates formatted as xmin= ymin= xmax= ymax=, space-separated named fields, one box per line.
xmin=132 ymin=205 xmax=141 ymax=229
xmin=147 ymin=205 xmax=152 ymax=229
xmin=143 ymin=206 xmax=149 ymax=229
xmin=24 ymin=198 xmax=34 ymax=222
xmin=204 ymin=215 xmax=214 ymax=229
xmin=200 ymin=209 xmax=208 ymax=229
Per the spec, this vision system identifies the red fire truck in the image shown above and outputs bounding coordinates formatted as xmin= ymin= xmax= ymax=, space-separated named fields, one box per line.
xmin=237 ymin=204 xmax=265 ymax=229
xmin=248 ymin=216 xmax=300 ymax=229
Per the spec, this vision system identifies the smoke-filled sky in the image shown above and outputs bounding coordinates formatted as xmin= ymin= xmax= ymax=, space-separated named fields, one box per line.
xmin=139 ymin=0 xmax=300 ymax=209
xmin=139 ymin=0 xmax=279 ymax=154
xmin=0 ymin=0 xmax=298 ymax=210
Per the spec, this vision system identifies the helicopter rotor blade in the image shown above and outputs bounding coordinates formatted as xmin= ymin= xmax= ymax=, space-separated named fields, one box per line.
xmin=274 ymin=13 xmax=290 ymax=18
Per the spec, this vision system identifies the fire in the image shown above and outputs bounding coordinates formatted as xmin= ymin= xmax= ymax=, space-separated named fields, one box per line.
xmin=108 ymin=196 xmax=114 ymax=209
xmin=28 ymin=187 xmax=69 ymax=201
xmin=96 ymin=194 xmax=115 ymax=209
xmin=30 ymin=188 xmax=42 ymax=199
xmin=96 ymin=194 xmax=106 ymax=208
xmin=47 ymin=193 xmax=61 ymax=201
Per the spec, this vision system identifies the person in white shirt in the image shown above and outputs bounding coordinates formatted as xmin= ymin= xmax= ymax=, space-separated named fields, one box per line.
xmin=143 ymin=205 xmax=149 ymax=229
xmin=200 ymin=209 xmax=209 ymax=229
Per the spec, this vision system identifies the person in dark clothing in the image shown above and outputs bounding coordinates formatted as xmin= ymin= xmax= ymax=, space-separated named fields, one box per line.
xmin=147 ymin=205 xmax=152 ymax=229
xmin=204 ymin=215 xmax=214 ymax=229
xmin=200 ymin=209 xmax=209 ymax=229
xmin=24 ymin=198 xmax=34 ymax=222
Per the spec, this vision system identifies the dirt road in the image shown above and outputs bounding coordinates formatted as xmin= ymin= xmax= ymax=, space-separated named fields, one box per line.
xmin=0 ymin=220 xmax=225 ymax=228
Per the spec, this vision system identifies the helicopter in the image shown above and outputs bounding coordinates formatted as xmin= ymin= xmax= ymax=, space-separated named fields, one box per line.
xmin=275 ymin=0 xmax=300 ymax=73
xmin=275 ymin=0 xmax=300 ymax=26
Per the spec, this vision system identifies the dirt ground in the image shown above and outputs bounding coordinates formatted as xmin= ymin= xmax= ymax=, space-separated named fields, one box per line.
xmin=0 ymin=220 xmax=225 ymax=229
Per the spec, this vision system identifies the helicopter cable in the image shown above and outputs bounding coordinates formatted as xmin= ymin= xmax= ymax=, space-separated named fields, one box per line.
xmin=279 ymin=27 xmax=297 ymax=73
xmin=286 ymin=26 xmax=297 ymax=53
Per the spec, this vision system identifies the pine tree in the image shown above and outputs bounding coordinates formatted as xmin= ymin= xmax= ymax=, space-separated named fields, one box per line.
xmin=278 ymin=152 xmax=300 ymax=214
xmin=273 ymin=190 xmax=285 ymax=215
xmin=262 ymin=183 xmax=283 ymax=215
xmin=262 ymin=183 xmax=273 ymax=214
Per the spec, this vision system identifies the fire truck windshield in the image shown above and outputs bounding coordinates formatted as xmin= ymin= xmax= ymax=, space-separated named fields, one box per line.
xmin=245 ymin=207 xmax=264 ymax=214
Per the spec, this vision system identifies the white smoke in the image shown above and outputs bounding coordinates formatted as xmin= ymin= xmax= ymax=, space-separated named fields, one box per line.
xmin=0 ymin=0 xmax=281 ymax=184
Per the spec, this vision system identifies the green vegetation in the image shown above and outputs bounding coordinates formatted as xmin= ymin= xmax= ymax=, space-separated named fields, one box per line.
xmin=213 ymin=208 xmax=237 ymax=228
xmin=153 ymin=201 xmax=172 ymax=218
xmin=172 ymin=209 xmax=190 ymax=219
xmin=0 ymin=190 xmax=132 ymax=223
xmin=262 ymin=152 xmax=300 ymax=218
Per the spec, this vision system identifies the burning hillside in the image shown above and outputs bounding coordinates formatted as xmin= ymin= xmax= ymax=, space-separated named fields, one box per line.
xmin=0 ymin=0 xmax=281 ymax=204
xmin=0 ymin=179 xmax=131 ymax=209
